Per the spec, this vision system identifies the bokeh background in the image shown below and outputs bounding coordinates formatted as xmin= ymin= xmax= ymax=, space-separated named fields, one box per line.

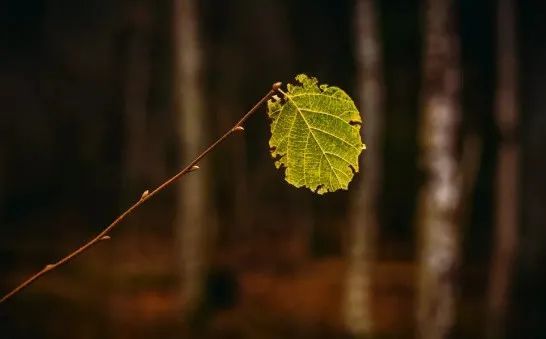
xmin=1 ymin=0 xmax=546 ymax=338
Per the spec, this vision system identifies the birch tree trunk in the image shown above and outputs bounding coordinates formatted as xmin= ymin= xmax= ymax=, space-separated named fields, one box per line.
xmin=416 ymin=1 xmax=461 ymax=338
xmin=173 ymin=0 xmax=211 ymax=311
xmin=344 ymin=0 xmax=384 ymax=335
xmin=486 ymin=0 xmax=519 ymax=337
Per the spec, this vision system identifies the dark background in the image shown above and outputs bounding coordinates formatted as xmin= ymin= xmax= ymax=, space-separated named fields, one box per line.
xmin=1 ymin=0 xmax=545 ymax=338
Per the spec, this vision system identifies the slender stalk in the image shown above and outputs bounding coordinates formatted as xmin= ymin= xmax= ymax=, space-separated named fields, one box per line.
xmin=0 ymin=82 xmax=281 ymax=304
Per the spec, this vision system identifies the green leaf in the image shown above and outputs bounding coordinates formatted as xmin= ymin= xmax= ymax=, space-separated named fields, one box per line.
xmin=267 ymin=74 xmax=365 ymax=194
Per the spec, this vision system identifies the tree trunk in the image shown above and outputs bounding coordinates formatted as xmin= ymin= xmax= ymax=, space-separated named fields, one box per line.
xmin=486 ymin=0 xmax=519 ymax=337
xmin=173 ymin=0 xmax=211 ymax=311
xmin=416 ymin=1 xmax=461 ymax=339
xmin=344 ymin=0 xmax=384 ymax=335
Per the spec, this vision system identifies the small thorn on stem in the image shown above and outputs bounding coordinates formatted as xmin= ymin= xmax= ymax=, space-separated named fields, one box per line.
xmin=100 ymin=235 xmax=111 ymax=241
xmin=272 ymin=82 xmax=282 ymax=91
xmin=189 ymin=165 xmax=200 ymax=172
xmin=233 ymin=126 xmax=245 ymax=132
xmin=141 ymin=190 xmax=149 ymax=199
xmin=45 ymin=264 xmax=54 ymax=270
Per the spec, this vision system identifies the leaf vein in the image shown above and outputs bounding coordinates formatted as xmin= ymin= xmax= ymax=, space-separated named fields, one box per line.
xmin=302 ymin=108 xmax=350 ymax=124
xmin=288 ymin=97 xmax=341 ymax=188
xmin=325 ymin=151 xmax=352 ymax=165
xmin=310 ymin=127 xmax=361 ymax=151
xmin=290 ymin=92 xmax=353 ymax=104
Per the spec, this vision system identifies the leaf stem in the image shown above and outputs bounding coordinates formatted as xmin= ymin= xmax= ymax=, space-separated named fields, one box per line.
xmin=0 ymin=82 xmax=281 ymax=304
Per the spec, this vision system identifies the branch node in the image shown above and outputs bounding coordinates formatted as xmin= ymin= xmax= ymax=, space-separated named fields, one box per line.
xmin=141 ymin=190 xmax=149 ymax=199
xmin=272 ymin=82 xmax=282 ymax=91
xmin=233 ymin=126 xmax=245 ymax=132
xmin=100 ymin=235 xmax=111 ymax=241
xmin=45 ymin=264 xmax=54 ymax=270
xmin=190 ymin=165 xmax=200 ymax=172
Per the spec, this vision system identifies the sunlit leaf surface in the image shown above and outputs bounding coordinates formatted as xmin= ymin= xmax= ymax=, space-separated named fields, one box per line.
xmin=267 ymin=74 xmax=365 ymax=194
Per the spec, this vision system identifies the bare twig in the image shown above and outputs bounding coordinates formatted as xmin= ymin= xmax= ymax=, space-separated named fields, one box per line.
xmin=0 ymin=82 xmax=282 ymax=304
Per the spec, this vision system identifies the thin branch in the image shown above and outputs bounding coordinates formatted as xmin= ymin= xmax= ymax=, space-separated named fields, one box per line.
xmin=0 ymin=82 xmax=282 ymax=304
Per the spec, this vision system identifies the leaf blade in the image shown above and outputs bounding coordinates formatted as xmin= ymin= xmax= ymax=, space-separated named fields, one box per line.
xmin=268 ymin=74 xmax=365 ymax=194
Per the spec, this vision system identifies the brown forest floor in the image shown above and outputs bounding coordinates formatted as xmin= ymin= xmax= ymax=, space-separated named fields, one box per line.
xmin=1 ymin=208 xmax=485 ymax=339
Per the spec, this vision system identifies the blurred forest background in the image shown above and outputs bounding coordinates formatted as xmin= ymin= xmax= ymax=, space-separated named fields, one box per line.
xmin=1 ymin=0 xmax=546 ymax=338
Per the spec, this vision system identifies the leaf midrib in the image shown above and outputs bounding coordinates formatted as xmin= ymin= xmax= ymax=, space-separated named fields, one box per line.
xmin=286 ymin=94 xmax=342 ymax=188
